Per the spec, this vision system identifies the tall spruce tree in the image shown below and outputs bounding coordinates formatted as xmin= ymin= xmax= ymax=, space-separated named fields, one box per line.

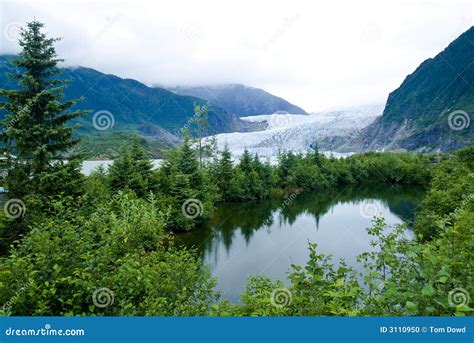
xmin=217 ymin=144 xmax=233 ymax=200
xmin=239 ymin=148 xmax=253 ymax=174
xmin=193 ymin=102 xmax=208 ymax=167
xmin=108 ymin=136 xmax=154 ymax=196
xmin=0 ymin=21 xmax=86 ymax=200
xmin=177 ymin=132 xmax=202 ymax=188
xmin=108 ymin=146 xmax=134 ymax=192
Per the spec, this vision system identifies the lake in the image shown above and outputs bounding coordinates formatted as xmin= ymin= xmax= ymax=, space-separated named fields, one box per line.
xmin=176 ymin=185 xmax=424 ymax=303
xmin=81 ymin=159 xmax=163 ymax=175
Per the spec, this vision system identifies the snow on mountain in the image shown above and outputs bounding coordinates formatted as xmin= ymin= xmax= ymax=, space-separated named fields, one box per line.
xmin=204 ymin=103 xmax=385 ymax=161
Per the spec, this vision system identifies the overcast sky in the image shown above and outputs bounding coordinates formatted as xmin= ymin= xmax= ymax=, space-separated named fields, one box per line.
xmin=1 ymin=0 xmax=472 ymax=111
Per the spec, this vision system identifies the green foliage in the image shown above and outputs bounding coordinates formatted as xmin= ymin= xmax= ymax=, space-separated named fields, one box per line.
xmin=73 ymin=131 xmax=171 ymax=159
xmin=153 ymin=133 xmax=216 ymax=231
xmin=1 ymin=19 xmax=471 ymax=319
xmin=215 ymin=144 xmax=234 ymax=200
xmin=226 ymin=248 xmax=362 ymax=316
xmin=226 ymin=150 xmax=273 ymax=201
xmin=1 ymin=144 xmax=471 ymax=316
xmin=0 ymin=21 xmax=86 ymax=201
xmin=369 ymin=27 xmax=474 ymax=151
xmin=213 ymin=148 xmax=473 ymax=316
xmin=0 ymin=193 xmax=217 ymax=315
xmin=345 ymin=152 xmax=431 ymax=186
xmin=216 ymin=196 xmax=473 ymax=316
xmin=108 ymin=136 xmax=154 ymax=197
xmin=415 ymin=149 xmax=474 ymax=239
xmin=359 ymin=202 xmax=473 ymax=316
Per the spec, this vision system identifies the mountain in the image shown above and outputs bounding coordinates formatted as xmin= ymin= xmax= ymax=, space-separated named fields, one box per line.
xmin=344 ymin=27 xmax=474 ymax=153
xmin=168 ymin=84 xmax=307 ymax=116
xmin=203 ymin=104 xmax=384 ymax=161
xmin=0 ymin=56 xmax=259 ymax=158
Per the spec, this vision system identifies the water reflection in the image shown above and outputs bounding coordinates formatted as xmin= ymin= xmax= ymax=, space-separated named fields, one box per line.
xmin=176 ymin=185 xmax=424 ymax=303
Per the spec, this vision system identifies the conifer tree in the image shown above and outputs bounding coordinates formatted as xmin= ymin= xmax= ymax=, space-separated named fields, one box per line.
xmin=177 ymin=131 xmax=202 ymax=188
xmin=0 ymin=21 xmax=86 ymax=200
xmin=217 ymin=144 xmax=234 ymax=200
xmin=129 ymin=135 xmax=154 ymax=194
xmin=239 ymin=148 xmax=253 ymax=174
xmin=131 ymin=136 xmax=153 ymax=172
xmin=108 ymin=136 xmax=154 ymax=196
xmin=108 ymin=147 xmax=134 ymax=192
xmin=192 ymin=103 xmax=209 ymax=167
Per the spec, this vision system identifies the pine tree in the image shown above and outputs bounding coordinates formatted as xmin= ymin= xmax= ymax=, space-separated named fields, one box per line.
xmin=217 ymin=144 xmax=234 ymax=200
xmin=277 ymin=151 xmax=296 ymax=187
xmin=239 ymin=148 xmax=253 ymax=174
xmin=0 ymin=21 xmax=86 ymax=200
xmin=247 ymin=170 xmax=263 ymax=199
xmin=252 ymin=154 xmax=272 ymax=197
xmin=192 ymin=102 xmax=209 ymax=167
xmin=129 ymin=135 xmax=153 ymax=195
xmin=108 ymin=136 xmax=154 ymax=196
xmin=309 ymin=142 xmax=322 ymax=166
xmin=177 ymin=131 xmax=202 ymax=188
xmin=108 ymin=146 xmax=134 ymax=192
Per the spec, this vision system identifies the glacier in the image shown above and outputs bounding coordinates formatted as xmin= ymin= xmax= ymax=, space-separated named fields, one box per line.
xmin=204 ymin=103 xmax=385 ymax=162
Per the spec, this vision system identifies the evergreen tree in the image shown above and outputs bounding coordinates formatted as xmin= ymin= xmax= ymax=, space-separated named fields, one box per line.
xmin=177 ymin=132 xmax=202 ymax=188
xmin=159 ymin=131 xmax=217 ymax=230
xmin=129 ymin=135 xmax=154 ymax=195
xmin=217 ymin=145 xmax=234 ymax=200
xmin=168 ymin=171 xmax=198 ymax=230
xmin=277 ymin=151 xmax=296 ymax=187
xmin=239 ymin=148 xmax=253 ymax=174
xmin=108 ymin=147 xmax=134 ymax=191
xmin=192 ymin=103 xmax=217 ymax=167
xmin=247 ymin=170 xmax=264 ymax=199
xmin=229 ymin=167 xmax=246 ymax=200
xmin=309 ymin=142 xmax=323 ymax=166
xmin=252 ymin=154 xmax=273 ymax=197
xmin=108 ymin=136 xmax=154 ymax=197
xmin=0 ymin=21 xmax=86 ymax=200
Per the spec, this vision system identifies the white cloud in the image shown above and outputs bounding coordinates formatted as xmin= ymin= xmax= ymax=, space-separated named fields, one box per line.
xmin=1 ymin=0 xmax=472 ymax=111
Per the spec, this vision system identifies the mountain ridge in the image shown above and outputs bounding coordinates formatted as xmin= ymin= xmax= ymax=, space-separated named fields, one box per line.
xmin=0 ymin=56 xmax=263 ymax=158
xmin=341 ymin=27 xmax=474 ymax=153
xmin=168 ymin=84 xmax=307 ymax=116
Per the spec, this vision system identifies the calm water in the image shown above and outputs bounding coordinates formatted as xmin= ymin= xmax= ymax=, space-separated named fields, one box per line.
xmin=176 ymin=186 xmax=424 ymax=303
xmin=81 ymin=159 xmax=163 ymax=175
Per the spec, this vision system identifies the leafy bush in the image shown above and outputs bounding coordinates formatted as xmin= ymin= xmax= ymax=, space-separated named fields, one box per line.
xmin=0 ymin=193 xmax=217 ymax=315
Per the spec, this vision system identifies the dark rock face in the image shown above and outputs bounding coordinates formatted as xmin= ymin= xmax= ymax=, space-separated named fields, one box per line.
xmin=346 ymin=27 xmax=474 ymax=153
xmin=168 ymin=84 xmax=307 ymax=116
